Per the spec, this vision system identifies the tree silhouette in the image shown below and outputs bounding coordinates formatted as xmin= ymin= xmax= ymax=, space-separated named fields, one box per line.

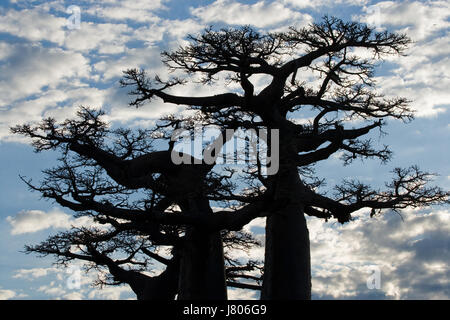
xmin=13 ymin=107 xmax=265 ymax=299
xmin=12 ymin=16 xmax=448 ymax=300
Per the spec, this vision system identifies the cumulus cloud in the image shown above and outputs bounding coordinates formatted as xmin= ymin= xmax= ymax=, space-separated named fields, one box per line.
xmin=191 ymin=0 xmax=313 ymax=28
xmin=64 ymin=22 xmax=133 ymax=54
xmin=87 ymin=286 xmax=134 ymax=300
xmin=352 ymin=1 xmax=450 ymax=117
xmin=228 ymin=288 xmax=259 ymax=300
xmin=376 ymin=75 xmax=450 ymax=117
xmin=62 ymin=292 xmax=85 ymax=300
xmin=37 ymin=283 xmax=68 ymax=297
xmin=0 ymin=286 xmax=27 ymax=299
xmin=358 ymin=1 xmax=450 ymax=41
xmin=6 ymin=208 xmax=94 ymax=235
xmin=92 ymin=46 xmax=163 ymax=81
xmin=85 ymin=0 xmax=167 ymax=23
xmin=0 ymin=289 xmax=17 ymax=300
xmin=8 ymin=208 xmax=449 ymax=300
xmin=223 ymin=208 xmax=450 ymax=299
xmin=0 ymin=86 xmax=108 ymax=142
xmin=13 ymin=264 xmax=134 ymax=300
xmin=308 ymin=208 xmax=450 ymax=299
xmin=0 ymin=8 xmax=67 ymax=44
xmin=13 ymin=268 xmax=59 ymax=280
xmin=0 ymin=43 xmax=91 ymax=107
xmin=371 ymin=52 xmax=450 ymax=117
xmin=285 ymin=0 xmax=369 ymax=9
xmin=1 ymin=0 xmax=447 ymax=141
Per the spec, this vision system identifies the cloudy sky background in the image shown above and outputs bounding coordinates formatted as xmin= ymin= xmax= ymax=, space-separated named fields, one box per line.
xmin=0 ymin=0 xmax=449 ymax=300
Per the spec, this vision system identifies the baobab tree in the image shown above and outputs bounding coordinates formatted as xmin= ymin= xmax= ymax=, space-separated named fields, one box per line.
xmin=13 ymin=107 xmax=265 ymax=299
xmin=13 ymin=16 xmax=448 ymax=300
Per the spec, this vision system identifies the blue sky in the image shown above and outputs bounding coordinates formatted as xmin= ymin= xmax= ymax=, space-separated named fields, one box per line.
xmin=0 ymin=0 xmax=449 ymax=300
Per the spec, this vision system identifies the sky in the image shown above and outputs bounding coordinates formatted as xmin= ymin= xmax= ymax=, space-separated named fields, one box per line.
xmin=0 ymin=0 xmax=449 ymax=300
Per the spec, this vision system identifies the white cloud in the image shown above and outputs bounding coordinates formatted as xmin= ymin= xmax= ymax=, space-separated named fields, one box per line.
xmin=243 ymin=217 xmax=266 ymax=234
xmin=92 ymin=46 xmax=163 ymax=81
xmin=87 ymin=286 xmax=133 ymax=300
xmin=161 ymin=18 xmax=205 ymax=40
xmin=0 ymin=42 xmax=15 ymax=61
xmin=285 ymin=0 xmax=368 ymax=9
xmin=0 ymin=86 xmax=108 ymax=142
xmin=377 ymin=80 xmax=450 ymax=118
xmin=0 ymin=43 xmax=91 ymax=107
xmin=228 ymin=288 xmax=259 ymax=300
xmin=374 ymin=40 xmax=450 ymax=117
xmin=14 ymin=264 xmax=135 ymax=300
xmin=133 ymin=18 xmax=205 ymax=47
xmin=64 ymin=22 xmax=133 ymax=54
xmin=0 ymin=289 xmax=17 ymax=300
xmin=8 ymin=207 xmax=449 ymax=300
xmin=358 ymin=1 xmax=450 ymax=41
xmin=191 ymin=0 xmax=312 ymax=28
xmin=350 ymin=2 xmax=450 ymax=118
xmin=37 ymin=283 xmax=67 ymax=297
xmin=85 ymin=0 xmax=167 ymax=23
xmin=6 ymin=208 xmax=94 ymax=235
xmin=0 ymin=8 xmax=67 ymax=44
xmin=13 ymin=267 xmax=59 ymax=280
xmin=62 ymin=292 xmax=85 ymax=300
xmin=308 ymin=208 xmax=450 ymax=299
xmin=225 ymin=207 xmax=450 ymax=300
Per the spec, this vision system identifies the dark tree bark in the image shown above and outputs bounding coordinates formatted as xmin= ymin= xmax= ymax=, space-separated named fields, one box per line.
xmin=107 ymin=256 xmax=180 ymax=300
xmin=261 ymin=166 xmax=311 ymax=299
xmin=177 ymin=197 xmax=227 ymax=300
xmin=262 ymin=203 xmax=311 ymax=299
xmin=178 ymin=229 xmax=227 ymax=299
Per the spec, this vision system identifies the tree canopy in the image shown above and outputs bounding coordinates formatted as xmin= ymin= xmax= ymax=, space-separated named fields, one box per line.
xmin=12 ymin=16 xmax=448 ymax=300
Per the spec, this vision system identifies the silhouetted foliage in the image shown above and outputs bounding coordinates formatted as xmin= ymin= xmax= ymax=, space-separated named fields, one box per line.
xmin=12 ymin=16 xmax=448 ymax=300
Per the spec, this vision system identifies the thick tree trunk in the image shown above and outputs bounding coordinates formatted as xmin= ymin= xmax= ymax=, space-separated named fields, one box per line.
xmin=177 ymin=229 xmax=227 ymax=300
xmin=261 ymin=165 xmax=312 ymax=300
xmin=106 ymin=259 xmax=179 ymax=300
xmin=177 ymin=196 xmax=227 ymax=300
xmin=261 ymin=203 xmax=311 ymax=299
xmin=135 ymin=261 xmax=179 ymax=300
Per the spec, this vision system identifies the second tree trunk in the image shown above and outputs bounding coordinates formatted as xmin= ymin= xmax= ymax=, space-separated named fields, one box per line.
xmin=261 ymin=165 xmax=312 ymax=299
